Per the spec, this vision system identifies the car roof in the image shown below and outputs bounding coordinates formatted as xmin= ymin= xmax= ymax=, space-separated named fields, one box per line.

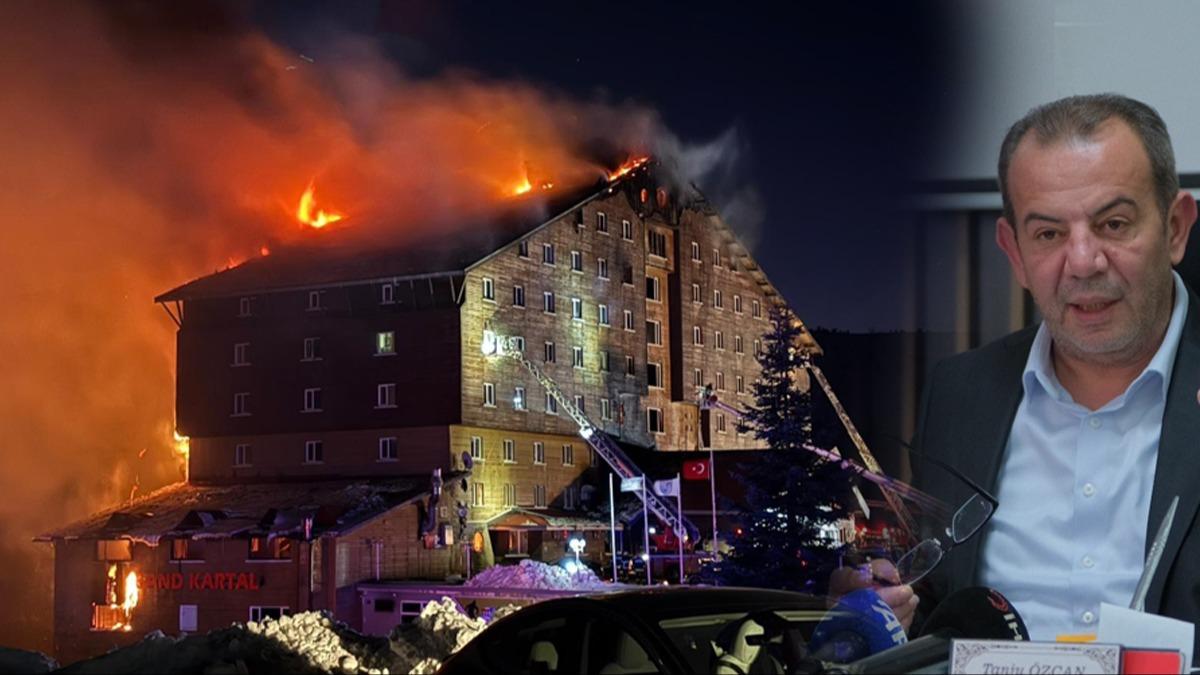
xmin=562 ymin=586 xmax=827 ymax=616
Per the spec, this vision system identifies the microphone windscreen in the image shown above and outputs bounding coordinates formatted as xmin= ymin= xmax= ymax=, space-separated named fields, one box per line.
xmin=810 ymin=588 xmax=909 ymax=662
xmin=919 ymin=587 xmax=1029 ymax=641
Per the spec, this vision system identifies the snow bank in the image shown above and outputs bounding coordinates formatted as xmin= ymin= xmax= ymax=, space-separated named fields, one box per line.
xmin=465 ymin=558 xmax=611 ymax=591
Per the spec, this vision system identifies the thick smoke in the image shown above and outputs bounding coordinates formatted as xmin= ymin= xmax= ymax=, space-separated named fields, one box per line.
xmin=0 ymin=2 xmax=748 ymax=652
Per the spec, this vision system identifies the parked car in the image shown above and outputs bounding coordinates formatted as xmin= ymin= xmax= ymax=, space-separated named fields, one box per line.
xmin=439 ymin=586 xmax=833 ymax=674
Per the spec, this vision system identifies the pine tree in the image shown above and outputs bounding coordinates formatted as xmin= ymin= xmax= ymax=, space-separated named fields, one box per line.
xmin=706 ymin=307 xmax=851 ymax=593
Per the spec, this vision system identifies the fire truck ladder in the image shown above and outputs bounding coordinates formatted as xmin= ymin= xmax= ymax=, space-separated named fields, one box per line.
xmin=481 ymin=330 xmax=691 ymax=539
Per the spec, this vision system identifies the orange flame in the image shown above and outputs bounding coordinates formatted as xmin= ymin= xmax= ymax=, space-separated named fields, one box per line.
xmin=296 ymin=181 xmax=345 ymax=229
xmin=607 ymin=156 xmax=651 ymax=182
xmin=102 ymin=564 xmax=139 ymax=631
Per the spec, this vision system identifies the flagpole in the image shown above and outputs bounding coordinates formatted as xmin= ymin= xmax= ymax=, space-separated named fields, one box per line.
xmin=676 ymin=471 xmax=684 ymax=584
xmin=642 ymin=478 xmax=652 ymax=585
xmin=609 ymin=473 xmax=618 ymax=583
xmin=709 ymin=450 xmax=718 ymax=560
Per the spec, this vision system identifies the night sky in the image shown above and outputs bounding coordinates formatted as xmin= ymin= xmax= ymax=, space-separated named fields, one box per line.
xmin=251 ymin=1 xmax=961 ymax=331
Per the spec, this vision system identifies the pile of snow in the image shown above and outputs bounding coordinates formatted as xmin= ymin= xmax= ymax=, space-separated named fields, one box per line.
xmin=58 ymin=598 xmax=520 ymax=674
xmin=465 ymin=558 xmax=612 ymax=591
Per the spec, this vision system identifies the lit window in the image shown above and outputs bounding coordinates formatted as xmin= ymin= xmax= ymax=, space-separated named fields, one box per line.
xmin=303 ymin=337 xmax=321 ymax=361
xmin=543 ymin=291 xmax=556 ymax=314
xmin=381 ymin=283 xmax=395 ymax=304
xmin=571 ymin=297 xmax=583 ymax=320
xmin=233 ymin=342 xmax=250 ymax=367
xmin=647 ymin=320 xmax=662 ymax=345
xmin=377 ymin=383 xmax=397 ymax=408
xmin=171 ymin=538 xmax=199 ymax=562
xmin=571 ymin=250 xmax=583 ymax=272
xmin=238 ymin=297 xmax=253 ymax=317
xmin=714 ymin=289 xmax=723 ymax=309
xmin=544 ymin=341 xmax=556 ymax=363
xmin=601 ymin=398 xmax=612 ymax=420
xmin=646 ymin=276 xmax=660 ymax=301
xmin=303 ymin=388 xmax=322 ymax=412
xmin=470 ymin=436 xmax=483 ymax=460
xmin=378 ymin=437 xmax=398 ymax=461
xmin=562 ymin=444 xmax=574 ymax=466
xmin=715 ymin=330 xmax=725 ymax=350
xmin=597 ymin=258 xmax=609 ymax=279
xmin=483 ymin=382 xmax=496 ymax=407
xmin=545 ymin=392 xmax=558 ymax=415
xmin=376 ymin=331 xmax=395 ymax=355
xmin=647 ymin=408 xmax=665 ymax=434
xmin=304 ymin=440 xmax=323 ymax=464
xmin=542 ymin=243 xmax=555 ymax=265
xmin=503 ymin=439 xmax=515 ymax=463
xmin=734 ymin=294 xmax=743 ymax=313
xmin=691 ymin=283 xmax=701 ymax=304
xmin=513 ymin=386 xmax=527 ymax=411
xmin=307 ymin=290 xmax=324 ymax=311
xmin=482 ymin=277 xmax=495 ymax=301
xmin=599 ymin=304 xmax=610 ymax=326
xmin=234 ymin=444 xmax=252 ymax=467
xmin=472 ymin=482 xmax=485 ymax=507
xmin=621 ymin=219 xmax=633 ymax=240
xmin=233 ymin=392 xmax=250 ymax=416
xmin=648 ymin=362 xmax=662 ymax=388
xmin=572 ymin=346 xmax=584 ymax=368
xmin=624 ymin=310 xmax=635 ymax=331
xmin=597 ymin=211 xmax=609 ymax=233
xmin=693 ymin=326 xmax=704 ymax=346
xmin=534 ymin=442 xmax=546 ymax=464
xmin=691 ymin=241 xmax=701 ymax=261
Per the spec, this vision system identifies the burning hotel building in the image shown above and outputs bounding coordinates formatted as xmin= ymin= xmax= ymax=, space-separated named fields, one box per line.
xmin=38 ymin=160 xmax=814 ymax=663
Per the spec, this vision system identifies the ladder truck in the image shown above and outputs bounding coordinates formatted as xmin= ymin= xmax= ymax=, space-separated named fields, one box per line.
xmin=480 ymin=330 xmax=692 ymax=541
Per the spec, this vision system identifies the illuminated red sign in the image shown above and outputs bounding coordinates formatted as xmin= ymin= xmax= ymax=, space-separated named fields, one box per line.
xmin=141 ymin=572 xmax=261 ymax=592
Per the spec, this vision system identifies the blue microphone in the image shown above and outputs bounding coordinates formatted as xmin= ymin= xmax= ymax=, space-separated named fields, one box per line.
xmin=810 ymin=588 xmax=908 ymax=663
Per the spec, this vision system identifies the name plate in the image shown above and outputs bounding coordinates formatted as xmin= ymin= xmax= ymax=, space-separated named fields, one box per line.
xmin=950 ymin=639 xmax=1121 ymax=674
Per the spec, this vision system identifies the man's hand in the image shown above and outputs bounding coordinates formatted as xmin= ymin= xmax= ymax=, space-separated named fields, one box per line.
xmin=827 ymin=559 xmax=920 ymax=632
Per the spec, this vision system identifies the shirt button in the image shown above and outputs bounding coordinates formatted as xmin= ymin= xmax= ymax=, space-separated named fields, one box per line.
xmin=1088 ymin=417 xmax=1102 ymax=429
xmin=1083 ymin=483 xmax=1096 ymax=498
xmin=1082 ymin=556 xmax=1095 ymax=568
xmin=1082 ymin=611 xmax=1095 ymax=624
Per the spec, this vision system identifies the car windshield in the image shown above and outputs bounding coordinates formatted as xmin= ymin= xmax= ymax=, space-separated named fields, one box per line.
xmin=658 ymin=608 xmax=830 ymax=674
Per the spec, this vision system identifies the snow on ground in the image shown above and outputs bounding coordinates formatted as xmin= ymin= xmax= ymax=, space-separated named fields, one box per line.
xmin=465 ymin=557 xmax=612 ymax=591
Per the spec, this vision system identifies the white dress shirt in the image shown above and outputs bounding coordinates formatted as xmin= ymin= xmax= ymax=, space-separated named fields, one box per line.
xmin=979 ymin=271 xmax=1188 ymax=639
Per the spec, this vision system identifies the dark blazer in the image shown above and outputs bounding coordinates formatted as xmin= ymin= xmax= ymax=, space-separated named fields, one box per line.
xmin=914 ymin=286 xmax=1200 ymax=648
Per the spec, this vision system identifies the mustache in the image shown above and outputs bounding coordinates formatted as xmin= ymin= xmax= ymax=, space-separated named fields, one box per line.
xmin=1058 ymin=279 xmax=1123 ymax=303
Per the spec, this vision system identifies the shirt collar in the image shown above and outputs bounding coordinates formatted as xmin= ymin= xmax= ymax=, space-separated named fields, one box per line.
xmin=1022 ymin=270 xmax=1189 ymax=405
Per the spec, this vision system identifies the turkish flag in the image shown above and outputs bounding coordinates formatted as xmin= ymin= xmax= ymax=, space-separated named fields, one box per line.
xmin=683 ymin=459 xmax=709 ymax=481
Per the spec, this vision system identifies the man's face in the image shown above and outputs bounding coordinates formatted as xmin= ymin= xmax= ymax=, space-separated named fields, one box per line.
xmin=996 ymin=119 xmax=1195 ymax=367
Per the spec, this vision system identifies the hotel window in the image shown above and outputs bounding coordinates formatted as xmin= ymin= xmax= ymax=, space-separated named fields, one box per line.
xmin=597 ymin=211 xmax=608 ymax=233
xmin=647 ymin=320 xmax=662 ymax=345
xmin=543 ymin=291 xmax=556 ymax=314
xmin=482 ymin=277 xmax=495 ymax=301
xmin=712 ymin=248 xmax=721 ymax=267
xmin=622 ymin=264 xmax=633 ymax=285
xmin=574 ymin=208 xmax=585 ymax=229
xmin=736 ymin=375 xmax=745 ymax=394
xmin=233 ymin=392 xmax=250 ymax=416
xmin=542 ymin=243 xmax=555 ymax=265
xmin=307 ymin=290 xmax=324 ymax=311
xmin=518 ymin=240 xmax=529 ymax=258
xmin=503 ymin=439 xmax=515 ymax=463
xmin=572 ymin=346 xmax=584 ymax=368
xmin=545 ymin=392 xmax=558 ymax=415
xmin=303 ymin=388 xmax=322 ymax=412
xmin=570 ymin=250 xmax=583 ymax=272
xmin=716 ymin=371 xmax=726 ymax=391
xmin=752 ymin=299 xmax=762 ymax=318
xmin=512 ymin=336 xmax=526 ymax=352
xmin=734 ymin=294 xmax=743 ymax=314
xmin=95 ymin=540 xmax=132 ymax=561
xmin=378 ymin=437 xmax=398 ymax=461
xmin=648 ymin=229 xmax=667 ymax=258
xmin=599 ymin=350 xmax=611 ymax=372
xmin=504 ymin=484 xmax=517 ymax=507
xmin=513 ymin=386 xmax=527 ymax=411
xmin=691 ymin=283 xmax=701 ymax=304
xmin=647 ymin=408 xmax=665 ymax=434
xmin=693 ymin=326 xmax=704 ymax=346
xmin=571 ymin=297 xmax=583 ymax=320
xmin=303 ymin=336 xmax=321 ymax=361
xmin=377 ymin=383 xmax=397 ymax=408
xmin=304 ymin=440 xmax=323 ymax=464
xmin=512 ymin=285 xmax=525 ymax=307
xmin=170 ymin=538 xmax=201 ymax=562
xmin=249 ymin=606 xmax=290 ymax=622
xmin=693 ymin=368 xmax=703 ymax=387
xmin=562 ymin=444 xmax=574 ymax=466
xmin=647 ymin=362 xmax=662 ymax=388
xmin=621 ymin=219 xmax=633 ymax=240
xmin=483 ymin=382 xmax=496 ymax=407
xmin=376 ymin=331 xmax=395 ymax=355
xmin=601 ymin=398 xmax=612 ymax=420
xmin=597 ymin=257 xmax=609 ymax=279
xmin=735 ymin=334 xmax=744 ymax=354
xmin=717 ymin=413 xmax=727 ymax=432
xmin=574 ymin=394 xmax=585 ymax=413
xmin=238 ymin=296 xmax=253 ymax=317
xmin=564 ymin=486 xmax=579 ymax=510
xmin=233 ymin=342 xmax=250 ymax=367
xmin=470 ymin=436 xmax=483 ymax=460
xmin=645 ymin=276 xmax=660 ymax=301
xmin=381 ymin=283 xmax=395 ymax=304
xmin=714 ymin=289 xmax=724 ymax=309
xmin=598 ymin=304 xmax=610 ymax=326
xmin=534 ymin=442 xmax=546 ymax=464
xmin=623 ymin=310 xmax=635 ymax=331
xmin=472 ymin=482 xmax=485 ymax=507
xmin=534 ymin=484 xmax=547 ymax=508
xmin=544 ymin=341 xmax=556 ymax=363
xmin=715 ymin=330 xmax=725 ymax=350
xmin=625 ymin=355 xmax=635 ymax=376
xmin=691 ymin=241 xmax=701 ymax=261
xmin=754 ymin=339 xmax=763 ymax=356
xmin=234 ymin=444 xmax=252 ymax=467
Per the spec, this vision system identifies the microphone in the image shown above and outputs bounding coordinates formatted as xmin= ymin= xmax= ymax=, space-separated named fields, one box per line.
xmin=809 ymin=589 xmax=908 ymax=663
xmin=918 ymin=586 xmax=1029 ymax=641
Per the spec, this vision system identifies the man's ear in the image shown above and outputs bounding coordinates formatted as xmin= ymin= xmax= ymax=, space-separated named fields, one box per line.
xmin=996 ymin=217 xmax=1029 ymax=289
xmin=1167 ymin=189 xmax=1197 ymax=265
